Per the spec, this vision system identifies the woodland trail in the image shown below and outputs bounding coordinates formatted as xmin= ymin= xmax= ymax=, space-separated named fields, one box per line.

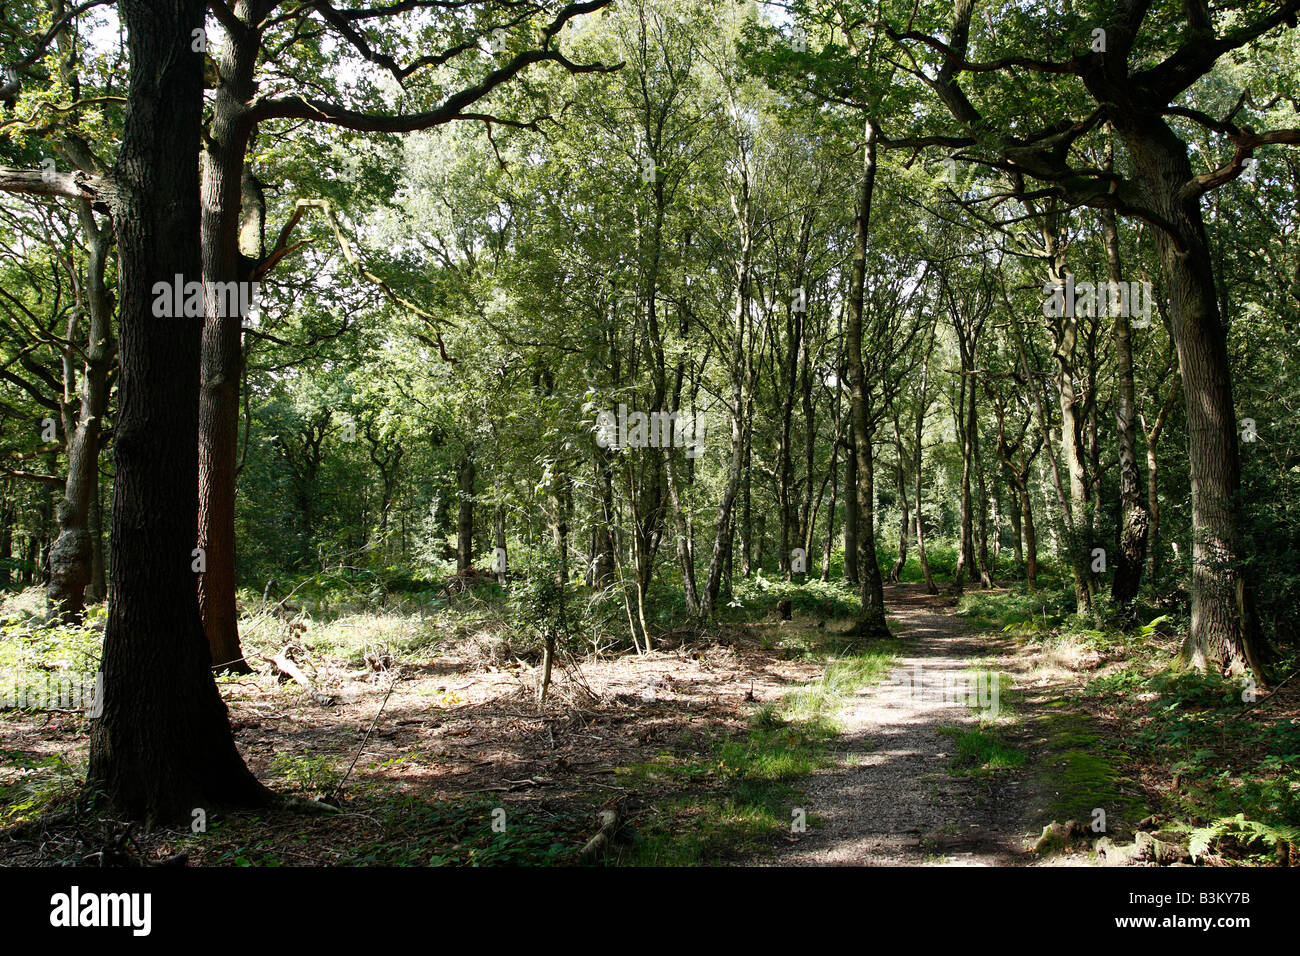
xmin=764 ymin=583 xmax=1051 ymax=867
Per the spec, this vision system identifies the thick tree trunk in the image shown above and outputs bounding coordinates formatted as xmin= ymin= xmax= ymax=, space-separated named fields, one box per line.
xmin=1118 ymin=117 xmax=1266 ymax=677
xmin=87 ymin=0 xmax=268 ymax=822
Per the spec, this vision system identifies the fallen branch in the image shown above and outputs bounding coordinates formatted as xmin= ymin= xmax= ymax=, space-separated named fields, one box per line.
xmin=267 ymin=646 xmax=333 ymax=705
xmin=571 ymin=807 xmax=620 ymax=865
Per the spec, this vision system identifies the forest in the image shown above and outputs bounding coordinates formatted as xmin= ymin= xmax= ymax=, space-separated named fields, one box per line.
xmin=0 ymin=0 xmax=1298 ymax=882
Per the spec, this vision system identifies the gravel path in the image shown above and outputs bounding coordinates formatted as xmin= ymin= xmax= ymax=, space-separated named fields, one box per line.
xmin=767 ymin=584 xmax=1038 ymax=866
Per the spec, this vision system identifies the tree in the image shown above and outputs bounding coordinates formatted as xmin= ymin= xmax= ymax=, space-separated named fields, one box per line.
xmin=881 ymin=0 xmax=1300 ymax=677
xmin=87 ymin=0 xmax=268 ymax=821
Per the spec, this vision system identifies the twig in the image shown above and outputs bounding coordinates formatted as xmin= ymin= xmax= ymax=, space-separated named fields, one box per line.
xmin=334 ymin=674 xmax=401 ymax=798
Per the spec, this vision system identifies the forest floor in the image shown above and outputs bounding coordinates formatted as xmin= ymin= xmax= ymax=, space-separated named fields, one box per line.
xmin=0 ymin=579 xmax=1264 ymax=867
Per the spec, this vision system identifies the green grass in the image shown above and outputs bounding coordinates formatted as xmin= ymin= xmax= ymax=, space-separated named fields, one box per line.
xmin=783 ymin=641 xmax=902 ymax=721
xmin=939 ymin=726 xmax=1026 ymax=774
xmin=616 ymin=634 xmax=899 ymax=865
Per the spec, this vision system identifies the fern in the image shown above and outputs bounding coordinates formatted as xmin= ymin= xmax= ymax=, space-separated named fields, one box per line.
xmin=1188 ymin=813 xmax=1300 ymax=861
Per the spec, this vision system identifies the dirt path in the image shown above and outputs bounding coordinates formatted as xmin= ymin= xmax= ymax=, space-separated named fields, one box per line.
xmin=765 ymin=583 xmax=1043 ymax=866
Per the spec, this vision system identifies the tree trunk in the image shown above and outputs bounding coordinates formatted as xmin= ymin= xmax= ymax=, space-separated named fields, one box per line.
xmin=740 ymin=434 xmax=752 ymax=577
xmin=1008 ymin=480 xmax=1023 ymax=568
xmin=952 ymin=368 xmax=975 ymax=591
xmin=0 ymin=507 xmax=11 ymax=588
xmin=844 ymin=431 xmax=859 ymax=585
xmin=700 ymin=281 xmax=749 ymax=616
xmin=1144 ymin=375 xmax=1179 ymax=582
xmin=845 ymin=119 xmax=889 ymax=638
xmin=88 ymin=0 xmax=268 ymax=822
xmin=457 ymin=454 xmax=475 ymax=571
xmin=974 ymin=414 xmax=993 ymax=588
xmin=592 ymin=454 xmax=614 ymax=585
xmin=891 ymin=418 xmax=908 ymax=583
xmin=1118 ymin=117 xmax=1266 ymax=677
xmin=821 ymin=439 xmax=838 ymax=581
xmin=1101 ymin=204 xmax=1148 ymax=607
xmin=47 ymin=204 xmax=113 ymax=621
xmin=198 ymin=5 xmax=260 ymax=674
xmin=1022 ymin=477 xmax=1039 ymax=591
xmin=86 ymin=468 xmax=106 ymax=603
xmin=494 ymin=504 xmax=508 ymax=585
xmin=914 ymin=350 xmax=937 ymax=594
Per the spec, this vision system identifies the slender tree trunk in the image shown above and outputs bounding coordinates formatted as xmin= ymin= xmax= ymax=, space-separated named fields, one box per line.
xmin=914 ymin=352 xmax=937 ymax=594
xmin=593 ymin=454 xmax=614 ymax=585
xmin=701 ymin=283 xmax=749 ymax=616
xmin=891 ymin=418 xmax=908 ymax=582
xmin=1007 ymin=478 xmax=1023 ymax=568
xmin=845 ymin=119 xmax=888 ymax=638
xmin=974 ymin=406 xmax=992 ymax=588
xmin=0 ymin=505 xmax=11 ymax=588
xmin=1022 ymin=474 xmax=1039 ymax=591
xmin=952 ymin=371 xmax=975 ymax=591
xmin=740 ymin=434 xmax=752 ymax=577
xmin=47 ymin=205 xmax=113 ymax=621
xmin=198 ymin=4 xmax=260 ymax=674
xmin=844 ymin=430 xmax=860 ymax=585
xmin=494 ymin=504 xmax=507 ymax=585
xmin=821 ymin=440 xmax=838 ymax=581
xmin=88 ymin=0 xmax=268 ymax=822
xmin=86 ymin=468 xmax=106 ymax=603
xmin=457 ymin=454 xmax=475 ymax=571
xmin=1144 ymin=375 xmax=1179 ymax=582
xmin=1101 ymin=205 xmax=1149 ymax=607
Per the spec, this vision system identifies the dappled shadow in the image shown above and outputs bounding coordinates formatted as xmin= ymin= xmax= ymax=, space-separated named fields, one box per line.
xmin=760 ymin=583 xmax=1058 ymax=866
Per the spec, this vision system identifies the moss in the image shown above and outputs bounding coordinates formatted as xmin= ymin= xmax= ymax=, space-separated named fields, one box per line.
xmin=1027 ymin=709 xmax=1148 ymax=831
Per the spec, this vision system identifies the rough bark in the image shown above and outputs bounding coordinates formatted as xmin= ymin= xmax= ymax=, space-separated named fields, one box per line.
xmin=87 ymin=0 xmax=268 ymax=822
xmin=1117 ymin=116 xmax=1267 ymax=677
xmin=197 ymin=1 xmax=262 ymax=675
